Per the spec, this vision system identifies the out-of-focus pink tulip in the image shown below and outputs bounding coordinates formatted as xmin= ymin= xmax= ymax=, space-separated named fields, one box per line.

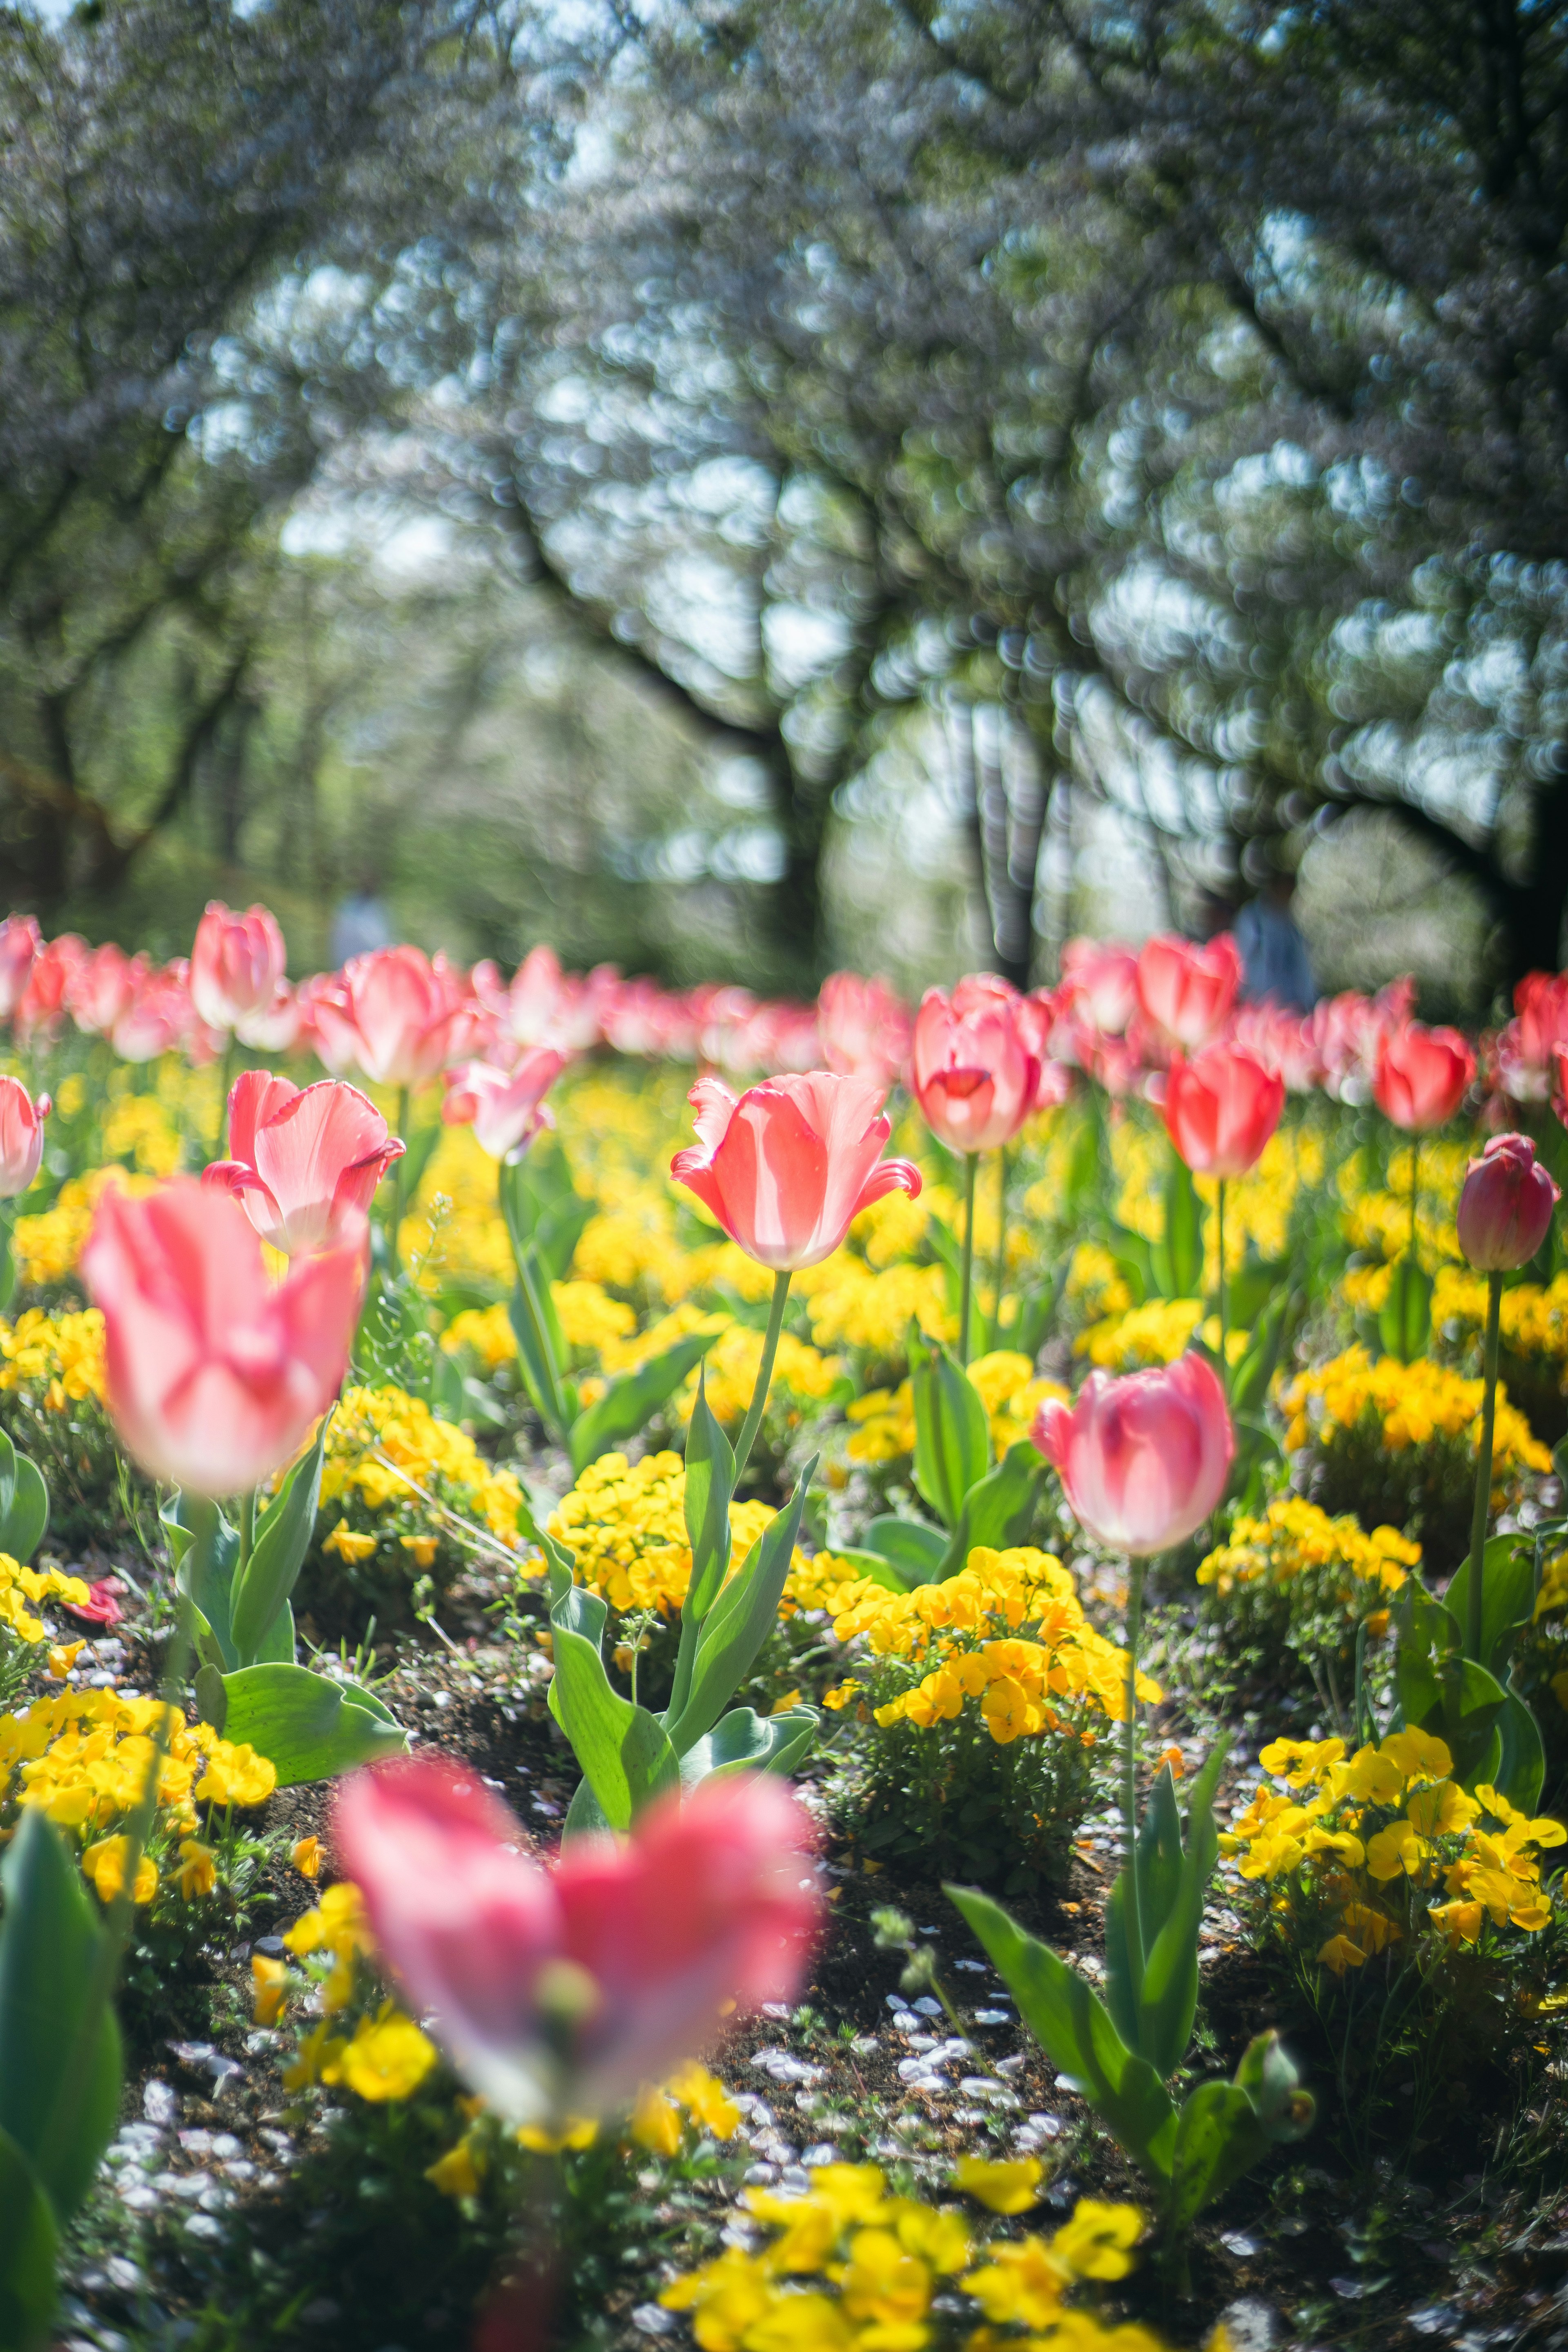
xmin=472 ymin=945 xmax=603 ymax=1057
xmin=1135 ymin=933 xmax=1241 ymax=1051
xmin=1060 ymin=939 xmax=1140 ymax=1037
xmin=0 ymin=917 xmax=40 ymax=1022
xmin=1372 ymin=1020 xmax=1475 ymax=1130
xmin=189 ymin=902 xmax=287 ymax=1035
xmin=1554 ymin=1042 xmax=1568 ymax=1126
xmin=81 ymin=1178 xmax=363 ymax=1496
xmin=66 ymin=944 xmax=144 ymax=1038
xmin=110 ymin=965 xmax=194 ymax=1064
xmin=1031 ymin=1355 xmax=1234 ymax=1555
xmin=817 ymin=972 xmax=912 ymax=1087
xmin=1230 ymin=1002 xmax=1323 ymax=1094
xmin=672 ymin=1071 xmax=921 ymax=1272
xmin=1163 ymin=1045 xmax=1285 ymax=1178
xmin=16 ymin=935 xmax=86 ymax=1047
xmin=311 ymin=947 xmax=468 ymax=1088
xmin=1457 ymin=1132 xmax=1561 ymax=1271
xmin=441 ymin=1049 xmax=564 ymax=1160
xmin=204 ymin=1071 xmax=405 ymax=1255
xmin=62 ymin=1577 xmax=124 ymax=1629
xmin=235 ymin=982 xmax=303 ymax=1055
xmin=910 ymin=977 xmax=1040 ymax=1154
xmin=1494 ymin=973 xmax=1568 ymax=1104
xmin=333 ymin=1760 xmax=821 ymax=2125
xmin=0 ymin=1078 xmax=49 ymax=1198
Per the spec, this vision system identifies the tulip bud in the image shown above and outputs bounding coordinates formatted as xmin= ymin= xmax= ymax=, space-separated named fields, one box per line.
xmin=0 ymin=1077 xmax=49 ymax=1199
xmin=1456 ymin=1132 xmax=1560 ymax=1272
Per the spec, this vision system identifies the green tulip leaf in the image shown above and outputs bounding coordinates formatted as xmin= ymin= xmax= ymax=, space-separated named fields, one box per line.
xmin=218 ymin=1664 xmax=408 ymax=1786
xmin=677 ymin=1705 xmax=818 ymax=1787
xmin=912 ymin=1348 xmax=990 ymax=1529
xmin=229 ymin=1418 xmax=329 ymax=1666
xmin=547 ymin=1570 xmax=681 ymax=1828
xmin=0 ymin=2126 xmax=60 ymax=2352
xmin=0 ymin=1428 xmax=48 ymax=1566
xmin=665 ymin=1457 xmax=815 ymax=1755
xmin=568 ymin=1330 xmax=719 ymax=1476
xmin=861 ymin=1517 xmax=949 ymax=1585
xmin=0 ymin=1809 xmax=122 ymax=2225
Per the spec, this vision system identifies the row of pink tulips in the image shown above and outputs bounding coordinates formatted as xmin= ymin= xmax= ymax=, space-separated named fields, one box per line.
xmin=2 ymin=906 xmax=1567 ymax=1135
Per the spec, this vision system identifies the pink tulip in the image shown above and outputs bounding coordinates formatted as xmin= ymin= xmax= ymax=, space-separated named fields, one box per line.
xmin=1457 ymin=1132 xmax=1561 ymax=1272
xmin=1031 ymin=1354 xmax=1234 ymax=1555
xmin=1163 ymin=1045 xmax=1285 ymax=1178
xmin=204 ymin=1071 xmax=405 ymax=1255
xmin=81 ymin=1178 xmax=363 ymax=1497
xmin=910 ymin=976 xmax=1040 ymax=1154
xmin=236 ymin=981 xmax=303 ymax=1056
xmin=110 ymin=964 xmax=194 ymax=1064
xmin=311 ymin=947 xmax=468 ymax=1088
xmin=1135 ymin=933 xmax=1241 ymax=1051
xmin=1372 ymin=1020 xmax=1475 ymax=1130
xmin=817 ymin=972 xmax=912 ymax=1087
xmin=1060 ymin=939 xmax=1140 ymax=1037
xmin=66 ymin=944 xmax=145 ymax=1038
xmin=62 ymin=1577 xmax=124 ymax=1629
xmin=189 ymin=902 xmax=287 ymax=1035
xmin=472 ymin=945 xmax=603 ymax=1056
xmin=1494 ymin=973 xmax=1568 ymax=1104
xmin=672 ymin=1071 xmax=921 ymax=1272
xmin=441 ymin=1049 xmax=564 ymax=1160
xmin=333 ymin=1760 xmax=822 ymax=2125
xmin=0 ymin=917 xmax=40 ymax=1022
xmin=16 ymin=935 xmax=86 ymax=1047
xmin=0 ymin=1078 xmax=49 ymax=1198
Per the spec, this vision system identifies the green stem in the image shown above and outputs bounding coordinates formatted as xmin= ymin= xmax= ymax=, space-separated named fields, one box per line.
xmin=36 ymin=1617 xmax=193 ymax=2194
xmin=1409 ymin=1135 xmax=1421 ymax=1265
xmin=989 ymin=1147 xmax=1008 ymax=1350
xmin=388 ymin=1085 xmax=411 ymax=1272
xmin=733 ymin=1269 xmax=791 ymax=1481
xmin=239 ymin=1488 xmax=255 ymax=1584
xmin=1466 ymin=1270 xmax=1503 ymax=1664
xmin=218 ymin=1037 xmax=238 ymax=1155
xmin=1122 ymin=1552 xmax=1148 ymax=1994
xmin=958 ymin=1153 xmax=979 ymax=1366
xmin=1216 ymin=1177 xmax=1227 ymax=1374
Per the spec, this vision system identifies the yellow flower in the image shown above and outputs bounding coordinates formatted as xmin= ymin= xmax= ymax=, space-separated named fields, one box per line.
xmin=252 ymin=1954 xmax=287 ymax=2026
xmin=325 ymin=1521 xmax=380 ymax=1564
xmin=194 ymin=1740 xmax=277 ymax=1809
xmin=291 ymin=1835 xmax=322 ymax=1880
xmin=962 ymin=2235 xmax=1069 ymax=2327
xmin=515 ymin=2116 xmax=597 ymax=2152
xmin=667 ymin=2060 xmax=740 ymax=2139
xmin=631 ymin=2085 xmax=683 ymax=2156
xmin=47 ymin=1641 xmax=85 ymax=1679
xmin=1379 ymin=1728 xmax=1453 ymax=1786
xmin=175 ymin=1839 xmax=217 ymax=1900
xmin=950 ymin=2155 xmax=1042 ymax=2214
xmin=659 ymin=2248 xmax=777 ymax=2350
xmin=838 ymin=2227 xmax=931 ymax=2328
xmin=1049 ymin=2200 xmax=1144 ymax=2281
xmin=329 ymin=2009 xmax=439 ymax=2102
xmin=426 ymin=2136 xmax=486 ymax=2198
xmin=1318 ymin=1934 xmax=1369 ymax=1973
xmin=81 ymin=1836 xmax=157 ymax=1905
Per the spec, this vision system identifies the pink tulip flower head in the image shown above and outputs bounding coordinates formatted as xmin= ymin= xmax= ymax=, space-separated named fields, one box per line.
xmin=817 ymin=971 xmax=913 ymax=1087
xmin=441 ymin=1048 xmax=564 ymax=1160
xmin=1135 ymin=933 xmax=1241 ymax=1052
xmin=110 ymin=964 xmax=194 ymax=1065
xmin=1060 ymin=939 xmax=1140 ymax=1038
xmin=189 ymin=902 xmax=288 ymax=1036
xmin=316 ymin=946 xmax=468 ymax=1089
xmin=0 ymin=916 xmax=40 ymax=1022
xmin=1457 ymin=1132 xmax=1561 ymax=1272
xmin=203 ymin=1071 xmax=405 ymax=1256
xmin=1372 ymin=1020 xmax=1475 ymax=1131
xmin=1163 ymin=1045 xmax=1285 ymax=1178
xmin=0 ymin=1078 xmax=48 ymax=1199
xmin=81 ymin=1178 xmax=364 ymax=1497
xmin=16 ymin=935 xmax=86 ymax=1048
xmin=671 ymin=1071 xmax=921 ymax=1272
xmin=334 ymin=1760 xmax=822 ymax=2126
xmin=1031 ymin=1354 xmax=1234 ymax=1555
xmin=910 ymin=976 xmax=1040 ymax=1155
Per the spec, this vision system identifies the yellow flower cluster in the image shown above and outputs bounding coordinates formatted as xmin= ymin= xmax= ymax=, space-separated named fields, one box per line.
xmin=0 ymin=1687 xmax=274 ymax=1906
xmin=1222 ymin=1729 xmax=1565 ymax=1971
xmin=682 ymin=1323 xmax=841 ymax=1430
xmin=396 ymin=1123 xmax=514 ymax=1293
xmin=0 ymin=1550 xmax=91 ymax=1646
xmin=794 ymin=1256 xmax=954 ymax=1358
xmin=1279 ymin=1348 xmax=1550 ymax=1482
xmin=441 ymin=1301 xmax=520 ymax=1372
xmin=815 ymin=1546 xmax=1159 ymax=1745
xmin=1340 ymin=1139 xmax=1468 ymax=1269
xmin=101 ymin=1089 xmax=185 ymax=1176
xmin=662 ymin=2165 xmax=1169 ymax=2352
xmin=0 ymin=1306 xmax=107 ymax=1410
xmin=1435 ymin=1267 xmax=1568 ymax=1367
xmin=1198 ymin=1499 xmax=1419 ymax=1603
xmin=845 ymin=1353 xmax=1063 ymax=1470
xmin=12 ymin=1167 xmax=159 ymax=1290
xmin=320 ymin=1385 xmax=526 ymax=1565
xmin=272 ymin=1881 xmax=441 ymax=2100
xmin=547 ymin=1450 xmax=804 ymax=1617
xmin=1061 ymin=1242 xmax=1134 ymax=1325
xmin=1076 ymin=1298 xmax=1204 ymax=1370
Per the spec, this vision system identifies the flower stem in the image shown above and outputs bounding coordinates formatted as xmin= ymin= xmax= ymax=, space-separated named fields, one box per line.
xmin=1466 ymin=1269 xmax=1503 ymax=1663
xmin=1409 ymin=1135 xmax=1421 ymax=1264
xmin=217 ymin=1038 xmax=238 ymax=1155
xmin=1216 ymin=1177 xmax=1227 ymax=1374
xmin=1122 ymin=1553 xmax=1147 ymax=1996
xmin=958 ymin=1152 xmax=979 ymax=1365
xmin=733 ymin=1268 xmax=791 ymax=1482
xmin=989 ymin=1147 xmax=1008 ymax=1350
xmin=387 ymin=1084 xmax=411 ymax=1273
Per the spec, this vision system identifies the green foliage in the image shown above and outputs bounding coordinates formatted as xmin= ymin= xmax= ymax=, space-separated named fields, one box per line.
xmin=947 ymin=1755 xmax=1314 ymax=2240
xmin=1394 ymin=1539 xmax=1544 ymax=1808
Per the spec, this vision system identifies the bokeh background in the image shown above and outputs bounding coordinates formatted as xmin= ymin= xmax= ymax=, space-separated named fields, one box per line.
xmin=4 ymin=0 xmax=1566 ymax=1013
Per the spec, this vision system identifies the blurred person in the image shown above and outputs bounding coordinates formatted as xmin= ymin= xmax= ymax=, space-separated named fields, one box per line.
xmin=330 ymin=869 xmax=393 ymax=968
xmin=1236 ymin=861 xmax=1316 ymax=1012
